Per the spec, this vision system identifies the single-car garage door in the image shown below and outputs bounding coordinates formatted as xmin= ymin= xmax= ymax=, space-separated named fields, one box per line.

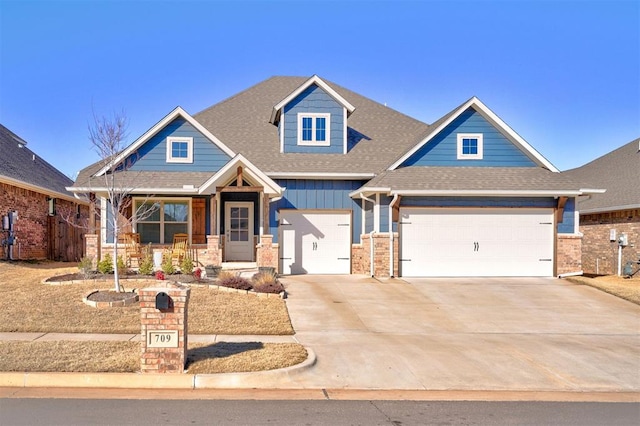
xmin=399 ymin=208 xmax=554 ymax=277
xmin=279 ymin=210 xmax=351 ymax=275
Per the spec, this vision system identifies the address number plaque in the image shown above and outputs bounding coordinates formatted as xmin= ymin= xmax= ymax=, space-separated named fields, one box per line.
xmin=147 ymin=330 xmax=179 ymax=348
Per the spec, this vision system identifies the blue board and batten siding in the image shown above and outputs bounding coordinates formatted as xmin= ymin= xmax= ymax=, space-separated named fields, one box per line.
xmin=400 ymin=108 xmax=537 ymax=167
xmin=282 ymin=85 xmax=345 ymax=154
xmin=400 ymin=196 xmax=576 ymax=234
xmin=126 ymin=118 xmax=231 ymax=171
xmin=269 ymin=179 xmax=364 ymax=243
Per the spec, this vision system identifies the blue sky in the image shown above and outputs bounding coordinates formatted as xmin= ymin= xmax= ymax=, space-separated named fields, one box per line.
xmin=1 ymin=0 xmax=638 ymax=179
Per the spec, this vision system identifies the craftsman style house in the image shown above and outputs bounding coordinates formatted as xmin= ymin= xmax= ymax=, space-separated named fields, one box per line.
xmin=69 ymin=75 xmax=597 ymax=277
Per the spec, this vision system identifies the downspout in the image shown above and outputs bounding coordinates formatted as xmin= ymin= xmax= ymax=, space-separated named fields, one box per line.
xmin=359 ymin=193 xmax=376 ymax=277
xmin=389 ymin=194 xmax=400 ymax=278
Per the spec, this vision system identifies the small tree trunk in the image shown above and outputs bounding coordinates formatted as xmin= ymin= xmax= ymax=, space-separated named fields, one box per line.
xmin=112 ymin=240 xmax=121 ymax=292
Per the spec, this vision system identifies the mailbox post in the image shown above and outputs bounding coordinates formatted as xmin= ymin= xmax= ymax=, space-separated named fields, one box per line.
xmin=139 ymin=282 xmax=190 ymax=373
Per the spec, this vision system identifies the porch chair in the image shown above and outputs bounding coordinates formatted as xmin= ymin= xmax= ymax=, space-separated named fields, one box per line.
xmin=168 ymin=233 xmax=189 ymax=266
xmin=122 ymin=232 xmax=142 ymax=268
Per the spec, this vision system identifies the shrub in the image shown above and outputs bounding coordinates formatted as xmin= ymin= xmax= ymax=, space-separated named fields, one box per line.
xmin=138 ymin=245 xmax=154 ymax=275
xmin=193 ymin=268 xmax=203 ymax=282
xmin=219 ymin=276 xmax=253 ymax=291
xmin=155 ymin=271 xmax=165 ymax=280
xmin=180 ymin=256 xmax=194 ymax=275
xmin=161 ymin=254 xmax=175 ymax=275
xmin=253 ymin=281 xmax=284 ymax=294
xmin=216 ymin=270 xmax=236 ymax=281
xmin=97 ymin=253 xmax=114 ymax=274
xmin=77 ymin=256 xmax=94 ymax=278
xmin=116 ymin=255 xmax=127 ymax=275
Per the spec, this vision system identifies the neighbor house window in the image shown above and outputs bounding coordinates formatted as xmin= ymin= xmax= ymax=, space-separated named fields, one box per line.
xmin=166 ymin=136 xmax=193 ymax=163
xmin=134 ymin=199 xmax=189 ymax=244
xmin=457 ymin=133 xmax=483 ymax=159
xmin=297 ymin=113 xmax=330 ymax=146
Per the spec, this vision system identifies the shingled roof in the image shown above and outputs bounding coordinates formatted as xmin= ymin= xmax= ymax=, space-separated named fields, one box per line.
xmin=194 ymin=76 xmax=430 ymax=175
xmin=564 ymin=138 xmax=640 ymax=213
xmin=0 ymin=124 xmax=79 ymax=201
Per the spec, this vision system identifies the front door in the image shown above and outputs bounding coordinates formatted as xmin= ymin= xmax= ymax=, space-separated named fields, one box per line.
xmin=225 ymin=202 xmax=254 ymax=261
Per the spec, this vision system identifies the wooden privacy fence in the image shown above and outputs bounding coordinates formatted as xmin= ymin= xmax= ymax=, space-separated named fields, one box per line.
xmin=47 ymin=215 xmax=84 ymax=262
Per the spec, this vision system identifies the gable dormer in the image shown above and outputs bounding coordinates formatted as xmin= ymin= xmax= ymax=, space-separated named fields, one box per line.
xmin=270 ymin=75 xmax=355 ymax=154
xmin=389 ymin=97 xmax=558 ymax=171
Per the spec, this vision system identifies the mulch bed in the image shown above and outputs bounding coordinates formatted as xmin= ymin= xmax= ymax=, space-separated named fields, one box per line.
xmin=45 ymin=272 xmax=213 ymax=284
xmin=86 ymin=290 xmax=137 ymax=303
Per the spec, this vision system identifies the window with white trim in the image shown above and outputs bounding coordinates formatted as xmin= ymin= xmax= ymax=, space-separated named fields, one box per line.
xmin=457 ymin=133 xmax=483 ymax=159
xmin=297 ymin=113 xmax=330 ymax=146
xmin=166 ymin=137 xmax=193 ymax=163
xmin=134 ymin=199 xmax=189 ymax=244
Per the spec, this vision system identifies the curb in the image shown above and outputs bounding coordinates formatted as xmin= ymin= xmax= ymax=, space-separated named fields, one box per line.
xmin=0 ymin=348 xmax=316 ymax=389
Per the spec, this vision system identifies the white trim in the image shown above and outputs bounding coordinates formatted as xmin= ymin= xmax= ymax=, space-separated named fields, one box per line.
xmin=388 ymin=97 xmax=559 ymax=172
xmin=297 ymin=113 xmax=331 ymax=146
xmin=166 ymin=136 xmax=193 ymax=163
xmin=94 ymin=106 xmax=236 ymax=177
xmin=457 ymin=133 xmax=483 ymax=160
xmin=390 ymin=189 xmax=584 ymax=197
xmin=199 ymin=154 xmax=283 ymax=196
xmin=269 ymin=172 xmax=375 ymax=180
xmin=270 ymin=75 xmax=355 ymax=124
xmin=348 ymin=187 xmax=391 ymax=198
xmin=279 ymin=115 xmax=285 ymax=153
xmin=578 ymin=204 xmax=640 ymax=214
xmin=374 ymin=193 xmax=380 ymax=232
xmin=132 ymin=197 xmax=191 ymax=244
xmin=343 ymin=108 xmax=348 ymax=154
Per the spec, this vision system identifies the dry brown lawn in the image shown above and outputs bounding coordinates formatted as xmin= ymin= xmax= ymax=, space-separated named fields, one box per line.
xmin=0 ymin=261 xmax=293 ymax=335
xmin=566 ymin=274 xmax=640 ymax=305
xmin=0 ymin=341 xmax=307 ymax=373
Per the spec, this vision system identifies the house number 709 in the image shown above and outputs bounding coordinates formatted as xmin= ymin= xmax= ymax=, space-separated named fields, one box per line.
xmin=147 ymin=330 xmax=178 ymax=348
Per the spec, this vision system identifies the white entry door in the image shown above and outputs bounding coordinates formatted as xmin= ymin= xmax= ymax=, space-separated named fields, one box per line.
xmin=280 ymin=211 xmax=351 ymax=275
xmin=225 ymin=202 xmax=254 ymax=261
xmin=399 ymin=208 xmax=554 ymax=277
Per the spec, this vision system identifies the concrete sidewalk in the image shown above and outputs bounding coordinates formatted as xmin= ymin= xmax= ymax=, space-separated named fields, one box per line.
xmin=0 ymin=332 xmax=297 ymax=344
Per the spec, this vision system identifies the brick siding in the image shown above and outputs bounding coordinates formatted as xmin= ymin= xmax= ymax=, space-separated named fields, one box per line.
xmin=579 ymin=210 xmax=640 ymax=275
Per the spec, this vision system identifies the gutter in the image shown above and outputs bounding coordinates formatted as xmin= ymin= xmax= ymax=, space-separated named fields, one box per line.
xmin=558 ymin=271 xmax=583 ymax=278
xmin=358 ymin=193 xmax=376 ymax=277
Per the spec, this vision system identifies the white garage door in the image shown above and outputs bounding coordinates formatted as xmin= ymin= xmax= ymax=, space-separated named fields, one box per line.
xmin=399 ymin=208 xmax=554 ymax=277
xmin=279 ymin=211 xmax=351 ymax=275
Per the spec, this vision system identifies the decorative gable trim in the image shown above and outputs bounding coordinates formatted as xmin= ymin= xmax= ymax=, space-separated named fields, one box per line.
xmin=388 ymin=97 xmax=559 ymax=172
xmin=269 ymin=75 xmax=355 ymax=125
xmin=94 ymin=106 xmax=236 ymax=177
xmin=199 ymin=154 xmax=283 ymax=196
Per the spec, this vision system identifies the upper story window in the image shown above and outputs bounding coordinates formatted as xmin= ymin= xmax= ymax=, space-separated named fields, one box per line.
xmin=298 ymin=113 xmax=330 ymax=146
xmin=166 ymin=136 xmax=193 ymax=163
xmin=457 ymin=133 xmax=483 ymax=159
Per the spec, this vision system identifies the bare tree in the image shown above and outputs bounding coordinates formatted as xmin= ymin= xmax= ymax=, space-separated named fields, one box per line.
xmin=87 ymin=110 xmax=155 ymax=292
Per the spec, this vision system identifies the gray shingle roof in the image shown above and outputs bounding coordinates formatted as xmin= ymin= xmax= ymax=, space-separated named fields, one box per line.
xmin=74 ymin=171 xmax=214 ymax=192
xmin=0 ymin=124 xmax=77 ymax=199
xmin=194 ymin=76 xmax=430 ymax=174
xmin=564 ymin=138 xmax=640 ymax=212
xmin=360 ymin=167 xmax=585 ymax=194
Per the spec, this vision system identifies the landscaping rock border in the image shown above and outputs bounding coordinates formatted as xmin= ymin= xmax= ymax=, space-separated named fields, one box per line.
xmin=83 ymin=290 xmax=140 ymax=308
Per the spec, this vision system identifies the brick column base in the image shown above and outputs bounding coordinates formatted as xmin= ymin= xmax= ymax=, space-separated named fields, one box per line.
xmin=355 ymin=233 xmax=399 ymax=278
xmin=139 ymin=281 xmax=190 ymax=373
xmin=257 ymin=235 xmax=279 ymax=272
xmin=556 ymin=234 xmax=583 ymax=276
xmin=84 ymin=234 xmax=99 ymax=269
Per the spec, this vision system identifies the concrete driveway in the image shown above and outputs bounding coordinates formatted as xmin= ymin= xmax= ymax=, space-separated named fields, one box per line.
xmin=279 ymin=275 xmax=640 ymax=392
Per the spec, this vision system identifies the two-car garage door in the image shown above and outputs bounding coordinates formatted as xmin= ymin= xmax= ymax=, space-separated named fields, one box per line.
xmin=280 ymin=211 xmax=351 ymax=275
xmin=399 ymin=208 xmax=554 ymax=277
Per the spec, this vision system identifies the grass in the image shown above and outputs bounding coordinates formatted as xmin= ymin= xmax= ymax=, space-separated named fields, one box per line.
xmin=0 ymin=260 xmax=303 ymax=374
xmin=0 ymin=260 xmax=293 ymax=335
xmin=0 ymin=341 xmax=308 ymax=373
xmin=566 ymin=274 xmax=640 ymax=305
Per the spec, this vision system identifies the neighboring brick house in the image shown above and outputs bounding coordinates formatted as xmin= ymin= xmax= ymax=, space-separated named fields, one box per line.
xmin=70 ymin=75 xmax=600 ymax=277
xmin=565 ymin=138 xmax=640 ymax=275
xmin=0 ymin=124 xmax=88 ymax=261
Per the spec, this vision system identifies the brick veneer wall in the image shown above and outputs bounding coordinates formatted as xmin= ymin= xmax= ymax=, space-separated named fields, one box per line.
xmin=353 ymin=233 xmax=399 ymax=278
xmin=556 ymin=234 xmax=582 ymax=275
xmin=256 ymin=235 xmax=279 ymax=272
xmin=579 ymin=210 xmax=640 ymax=275
xmin=0 ymin=182 xmax=85 ymax=260
xmin=139 ymin=281 xmax=190 ymax=373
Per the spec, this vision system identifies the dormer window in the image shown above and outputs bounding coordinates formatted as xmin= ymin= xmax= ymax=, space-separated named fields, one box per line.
xmin=166 ymin=136 xmax=193 ymax=163
xmin=298 ymin=113 xmax=330 ymax=146
xmin=457 ymin=133 xmax=483 ymax=159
